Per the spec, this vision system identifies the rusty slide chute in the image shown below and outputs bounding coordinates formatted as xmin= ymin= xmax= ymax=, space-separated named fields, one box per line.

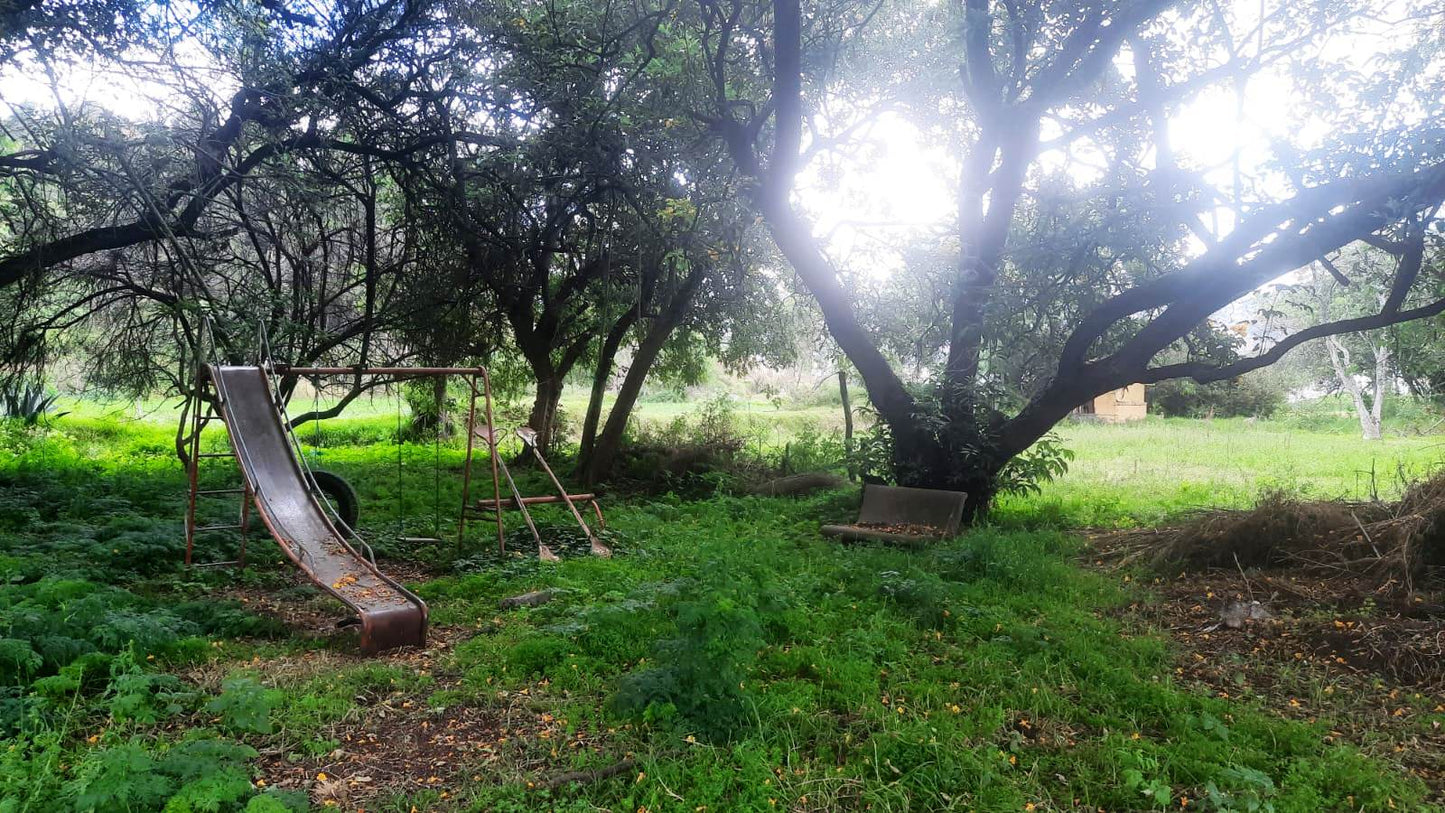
xmin=207 ymin=365 xmax=427 ymax=653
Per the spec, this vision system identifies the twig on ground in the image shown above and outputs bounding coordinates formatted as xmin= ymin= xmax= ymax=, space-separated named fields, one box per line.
xmin=1233 ymin=552 xmax=1254 ymax=602
xmin=1352 ymin=510 xmax=1382 ymax=558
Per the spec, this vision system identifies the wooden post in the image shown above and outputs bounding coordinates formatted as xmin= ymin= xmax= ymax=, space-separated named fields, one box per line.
xmin=839 ymin=370 xmax=855 ymax=482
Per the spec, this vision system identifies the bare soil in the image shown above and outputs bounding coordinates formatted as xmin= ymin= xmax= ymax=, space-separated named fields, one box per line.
xmin=1085 ymin=534 xmax=1445 ymax=802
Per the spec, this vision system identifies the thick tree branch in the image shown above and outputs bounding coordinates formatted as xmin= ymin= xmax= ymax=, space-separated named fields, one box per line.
xmin=1138 ymin=296 xmax=1445 ymax=384
xmin=1056 ymin=160 xmax=1445 ymax=372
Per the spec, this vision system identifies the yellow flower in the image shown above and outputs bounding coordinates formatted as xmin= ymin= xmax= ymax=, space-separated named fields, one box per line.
xmin=316 ymin=772 xmax=328 ymax=781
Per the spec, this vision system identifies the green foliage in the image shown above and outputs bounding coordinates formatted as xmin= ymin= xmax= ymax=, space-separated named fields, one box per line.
xmin=613 ymin=394 xmax=753 ymax=494
xmin=64 ymin=737 xmax=258 ymax=813
xmin=106 ymin=652 xmax=194 ymax=724
xmin=0 ymin=408 xmax=1436 ymax=812
xmin=1150 ymin=375 xmax=1286 ymax=419
xmin=850 ymin=405 xmax=895 ymax=482
xmin=1273 ymin=393 xmax=1442 ymax=436
xmin=994 ymin=432 xmax=1075 ymax=497
xmin=172 ymin=601 xmax=288 ymax=640
xmin=506 ymin=635 xmax=574 ymax=677
xmin=0 ymin=638 xmax=43 ymax=684
xmin=205 ymin=677 xmax=281 ymax=735
xmin=853 ymin=407 xmax=1075 ymax=499
xmin=611 ymin=570 xmax=772 ymax=738
xmin=775 ymin=425 xmax=847 ymax=475
xmin=994 ymin=412 xmax=1445 ymax=527
xmin=242 ymin=792 xmax=308 ymax=813
xmin=1204 ymin=765 xmax=1278 ymax=812
xmin=1 ymin=381 xmax=68 ymax=425
xmin=0 ymin=575 xmax=215 ymax=732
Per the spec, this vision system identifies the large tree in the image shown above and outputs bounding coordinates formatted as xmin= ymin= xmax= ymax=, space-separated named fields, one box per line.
xmin=400 ymin=0 xmax=775 ymax=454
xmin=0 ymin=0 xmax=493 ymax=453
xmin=695 ymin=0 xmax=1445 ymax=510
xmin=0 ymin=0 xmax=439 ymax=293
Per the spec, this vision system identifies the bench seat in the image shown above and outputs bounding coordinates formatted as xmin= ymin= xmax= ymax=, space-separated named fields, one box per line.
xmin=821 ymin=484 xmax=968 ymax=545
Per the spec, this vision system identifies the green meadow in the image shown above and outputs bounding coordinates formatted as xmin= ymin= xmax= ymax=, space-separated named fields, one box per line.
xmin=1 ymin=401 xmax=1441 ymax=811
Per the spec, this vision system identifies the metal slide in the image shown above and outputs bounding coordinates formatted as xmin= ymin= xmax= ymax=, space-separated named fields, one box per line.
xmin=208 ymin=365 xmax=427 ymax=653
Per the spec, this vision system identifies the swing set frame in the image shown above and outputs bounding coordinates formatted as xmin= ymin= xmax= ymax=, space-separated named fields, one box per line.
xmin=276 ymin=365 xmax=507 ymax=552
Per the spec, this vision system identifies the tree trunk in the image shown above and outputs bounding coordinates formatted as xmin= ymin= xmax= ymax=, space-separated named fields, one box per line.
xmin=1326 ymin=336 xmax=1381 ymax=440
xmin=527 ymin=371 xmax=566 ymax=454
xmin=756 ymin=194 xmax=918 ymax=436
xmin=1370 ymin=342 xmax=1390 ymax=438
xmin=404 ymin=375 xmax=452 ymax=438
xmin=582 ymin=268 xmax=706 ymax=485
xmin=838 ymin=371 xmax=855 ymax=482
xmin=432 ymin=375 xmax=450 ymax=438
xmin=752 ymin=192 xmax=948 ymax=471
xmin=576 ymin=309 xmax=638 ymax=474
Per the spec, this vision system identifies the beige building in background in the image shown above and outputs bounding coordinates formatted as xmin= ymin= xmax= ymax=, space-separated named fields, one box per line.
xmin=1075 ymin=383 xmax=1147 ymax=423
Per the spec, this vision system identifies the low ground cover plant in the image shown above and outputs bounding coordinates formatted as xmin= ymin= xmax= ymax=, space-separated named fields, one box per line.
xmin=0 ymin=412 xmax=1439 ymax=809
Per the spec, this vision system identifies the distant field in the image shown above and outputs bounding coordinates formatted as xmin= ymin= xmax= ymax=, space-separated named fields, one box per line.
xmin=50 ymin=391 xmax=1445 ymax=528
xmin=591 ymin=397 xmax=1445 ymax=526
xmin=1006 ymin=417 xmax=1445 ymax=527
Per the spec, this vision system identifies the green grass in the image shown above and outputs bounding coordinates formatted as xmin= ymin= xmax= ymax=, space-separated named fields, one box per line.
xmin=0 ymin=406 xmax=1439 ymax=811
xmin=1004 ymin=417 xmax=1445 ymax=527
xmin=415 ymin=496 xmax=1426 ymax=811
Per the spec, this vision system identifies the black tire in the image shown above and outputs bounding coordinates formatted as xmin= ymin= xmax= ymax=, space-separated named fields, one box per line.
xmin=310 ymin=469 xmax=360 ymax=534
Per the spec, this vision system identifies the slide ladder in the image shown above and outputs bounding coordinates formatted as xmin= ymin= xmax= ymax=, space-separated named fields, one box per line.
xmin=203 ymin=365 xmax=427 ymax=653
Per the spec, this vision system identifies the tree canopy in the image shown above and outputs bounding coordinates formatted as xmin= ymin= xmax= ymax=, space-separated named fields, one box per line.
xmin=1 ymin=0 xmax=1443 ymax=500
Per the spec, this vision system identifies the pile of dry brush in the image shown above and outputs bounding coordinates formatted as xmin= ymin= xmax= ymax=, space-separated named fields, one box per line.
xmin=1101 ymin=474 xmax=1445 ymax=592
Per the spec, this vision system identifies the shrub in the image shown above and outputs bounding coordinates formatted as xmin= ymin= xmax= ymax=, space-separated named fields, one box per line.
xmin=611 ymin=568 xmax=777 ymax=739
xmin=63 ymin=736 xmax=259 ymax=813
xmin=506 ymin=636 xmax=572 ymax=677
xmin=995 ymin=432 xmax=1074 ymax=497
xmin=1149 ymin=374 xmax=1285 ymax=418
xmin=206 ymin=677 xmax=282 ymax=735
xmin=1 ymin=382 xmax=67 ymax=426
xmin=773 ymin=426 xmax=847 ymax=475
xmin=173 ymin=600 xmax=287 ymax=640
xmin=106 ymin=652 xmax=195 ymax=725
xmin=852 ymin=411 xmax=1074 ymax=498
xmin=613 ymin=395 xmax=753 ymax=493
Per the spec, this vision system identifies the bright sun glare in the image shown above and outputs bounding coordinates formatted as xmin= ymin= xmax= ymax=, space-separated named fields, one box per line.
xmin=792 ymin=10 xmax=1405 ymax=284
xmin=0 ymin=4 xmax=1408 ymax=290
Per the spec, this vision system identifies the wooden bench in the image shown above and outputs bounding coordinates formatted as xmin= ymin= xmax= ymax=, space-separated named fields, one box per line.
xmin=821 ymin=484 xmax=968 ymax=545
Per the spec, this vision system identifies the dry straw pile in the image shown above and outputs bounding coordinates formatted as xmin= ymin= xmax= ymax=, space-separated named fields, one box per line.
xmin=1101 ymin=475 xmax=1445 ymax=592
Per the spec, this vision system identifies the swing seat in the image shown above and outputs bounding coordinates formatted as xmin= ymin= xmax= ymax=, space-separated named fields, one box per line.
xmin=821 ymin=484 xmax=968 ymax=546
